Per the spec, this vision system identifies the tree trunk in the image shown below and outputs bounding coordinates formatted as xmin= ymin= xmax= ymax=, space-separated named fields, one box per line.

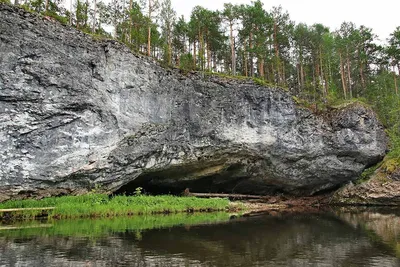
xmin=324 ymin=61 xmax=329 ymax=95
xmin=300 ymin=56 xmax=304 ymax=91
xmin=359 ymin=61 xmax=366 ymax=93
xmin=198 ymin=30 xmax=204 ymax=70
xmin=340 ymin=52 xmax=347 ymax=99
xmin=315 ymin=61 xmax=319 ymax=89
xmin=274 ymin=21 xmax=279 ymax=58
xmin=319 ymin=47 xmax=327 ymax=99
xmin=69 ymin=0 xmax=73 ymax=25
xmin=300 ymin=63 xmax=304 ymax=91
xmin=129 ymin=0 xmax=133 ymax=43
xmin=259 ymin=57 xmax=264 ymax=78
xmin=168 ymin=39 xmax=172 ymax=66
xmin=244 ymin=48 xmax=248 ymax=77
xmin=358 ymin=49 xmax=366 ymax=92
xmin=394 ymin=66 xmax=399 ymax=96
xmin=206 ymin=32 xmax=211 ymax=71
xmin=188 ymin=192 xmax=270 ymax=200
xmin=84 ymin=0 xmax=89 ymax=27
xmin=213 ymin=52 xmax=217 ymax=72
xmin=147 ymin=0 xmax=152 ymax=56
xmin=249 ymin=31 xmax=253 ymax=77
xmin=297 ymin=64 xmax=301 ymax=93
xmin=298 ymin=48 xmax=304 ymax=91
xmin=229 ymin=22 xmax=236 ymax=75
xmin=273 ymin=20 xmax=281 ymax=83
xmin=346 ymin=48 xmax=352 ymax=98
xmin=193 ymin=40 xmax=197 ymax=68
xmin=92 ymin=0 xmax=97 ymax=33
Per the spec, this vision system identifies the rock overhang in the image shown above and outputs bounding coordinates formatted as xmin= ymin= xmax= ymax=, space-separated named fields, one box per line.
xmin=0 ymin=4 xmax=388 ymax=200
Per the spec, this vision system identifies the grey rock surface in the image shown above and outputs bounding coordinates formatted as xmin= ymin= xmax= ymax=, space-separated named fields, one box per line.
xmin=0 ymin=4 xmax=388 ymax=200
xmin=332 ymin=166 xmax=400 ymax=206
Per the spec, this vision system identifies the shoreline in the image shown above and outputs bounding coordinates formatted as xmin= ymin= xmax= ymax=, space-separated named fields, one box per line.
xmin=2 ymin=192 xmax=398 ymax=223
xmin=0 ymin=194 xmax=231 ymax=222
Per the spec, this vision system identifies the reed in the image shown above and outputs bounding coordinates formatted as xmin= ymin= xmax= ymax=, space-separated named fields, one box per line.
xmin=0 ymin=194 xmax=231 ymax=220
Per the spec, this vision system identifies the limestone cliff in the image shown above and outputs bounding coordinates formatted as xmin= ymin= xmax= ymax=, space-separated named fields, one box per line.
xmin=0 ymin=4 xmax=388 ymax=200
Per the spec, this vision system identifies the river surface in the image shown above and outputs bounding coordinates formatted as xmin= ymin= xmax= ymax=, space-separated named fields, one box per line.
xmin=0 ymin=208 xmax=399 ymax=267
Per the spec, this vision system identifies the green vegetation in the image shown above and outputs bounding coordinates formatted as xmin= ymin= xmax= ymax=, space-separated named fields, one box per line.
xmin=0 ymin=194 xmax=231 ymax=220
xmin=0 ymin=212 xmax=232 ymax=238
xmin=357 ymin=163 xmax=382 ymax=184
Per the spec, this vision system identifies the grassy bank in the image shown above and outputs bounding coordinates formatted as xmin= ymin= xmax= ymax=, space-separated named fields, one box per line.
xmin=0 ymin=194 xmax=231 ymax=220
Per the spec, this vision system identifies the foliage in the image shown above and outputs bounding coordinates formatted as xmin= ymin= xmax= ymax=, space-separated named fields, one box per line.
xmin=134 ymin=187 xmax=143 ymax=196
xmin=381 ymin=158 xmax=400 ymax=174
xmin=357 ymin=163 xmax=381 ymax=184
xmin=75 ymin=0 xmax=89 ymax=29
xmin=179 ymin=53 xmax=195 ymax=72
xmin=387 ymin=129 xmax=400 ymax=159
xmin=0 ymin=194 xmax=230 ymax=220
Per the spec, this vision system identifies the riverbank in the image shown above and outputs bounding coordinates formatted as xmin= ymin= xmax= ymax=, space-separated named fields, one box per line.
xmin=0 ymin=192 xmax=336 ymax=221
xmin=0 ymin=194 xmax=232 ymax=221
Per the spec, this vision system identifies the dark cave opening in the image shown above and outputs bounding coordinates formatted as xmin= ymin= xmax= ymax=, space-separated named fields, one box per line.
xmin=113 ymin=168 xmax=284 ymax=197
xmin=113 ymin=172 xmax=247 ymax=196
xmin=113 ymin=163 xmax=249 ymax=196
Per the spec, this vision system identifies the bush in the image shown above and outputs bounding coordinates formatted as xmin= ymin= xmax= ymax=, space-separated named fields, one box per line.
xmin=179 ymin=53 xmax=195 ymax=72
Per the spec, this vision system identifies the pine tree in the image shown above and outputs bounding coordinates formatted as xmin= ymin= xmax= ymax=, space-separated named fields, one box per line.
xmin=146 ymin=0 xmax=159 ymax=56
xmin=388 ymin=27 xmax=400 ymax=95
xmin=222 ymin=3 xmax=240 ymax=75
xmin=160 ymin=0 xmax=176 ymax=65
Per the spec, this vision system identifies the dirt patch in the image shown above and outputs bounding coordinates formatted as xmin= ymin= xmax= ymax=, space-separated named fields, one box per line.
xmin=231 ymin=194 xmax=332 ymax=214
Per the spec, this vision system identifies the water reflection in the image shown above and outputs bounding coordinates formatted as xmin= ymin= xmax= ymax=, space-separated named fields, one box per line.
xmin=0 ymin=210 xmax=399 ymax=267
xmin=336 ymin=208 xmax=400 ymax=259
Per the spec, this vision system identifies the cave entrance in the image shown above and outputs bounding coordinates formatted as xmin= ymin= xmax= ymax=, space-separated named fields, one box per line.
xmin=112 ymin=163 xmax=280 ymax=196
xmin=113 ymin=171 xmax=244 ymax=196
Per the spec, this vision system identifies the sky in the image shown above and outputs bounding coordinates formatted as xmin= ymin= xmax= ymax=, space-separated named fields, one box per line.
xmin=171 ymin=0 xmax=399 ymax=42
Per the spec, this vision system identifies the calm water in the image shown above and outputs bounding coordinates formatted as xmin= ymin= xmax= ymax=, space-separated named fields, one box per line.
xmin=0 ymin=209 xmax=399 ymax=267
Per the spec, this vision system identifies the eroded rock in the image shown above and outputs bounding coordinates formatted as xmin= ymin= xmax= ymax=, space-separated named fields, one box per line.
xmin=0 ymin=4 xmax=388 ymax=200
xmin=333 ymin=164 xmax=400 ymax=205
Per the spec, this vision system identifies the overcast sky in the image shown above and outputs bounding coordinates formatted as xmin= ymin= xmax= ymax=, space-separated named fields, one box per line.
xmin=171 ymin=0 xmax=399 ymax=42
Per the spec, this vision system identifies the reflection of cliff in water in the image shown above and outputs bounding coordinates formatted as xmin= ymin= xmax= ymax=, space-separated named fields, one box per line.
xmin=0 ymin=212 xmax=399 ymax=267
xmin=336 ymin=208 xmax=400 ymax=258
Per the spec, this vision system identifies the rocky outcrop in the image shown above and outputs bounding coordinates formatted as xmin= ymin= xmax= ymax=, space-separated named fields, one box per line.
xmin=333 ymin=163 xmax=400 ymax=206
xmin=0 ymin=4 xmax=388 ymax=200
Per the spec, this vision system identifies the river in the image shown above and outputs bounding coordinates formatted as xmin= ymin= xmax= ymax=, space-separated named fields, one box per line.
xmin=0 ymin=208 xmax=399 ymax=266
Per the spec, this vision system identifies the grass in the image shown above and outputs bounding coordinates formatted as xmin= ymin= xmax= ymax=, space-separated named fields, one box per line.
xmin=0 ymin=212 xmax=233 ymax=238
xmin=0 ymin=194 xmax=231 ymax=220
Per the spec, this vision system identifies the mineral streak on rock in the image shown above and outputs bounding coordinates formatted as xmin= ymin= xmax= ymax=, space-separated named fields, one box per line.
xmin=0 ymin=4 xmax=388 ymax=200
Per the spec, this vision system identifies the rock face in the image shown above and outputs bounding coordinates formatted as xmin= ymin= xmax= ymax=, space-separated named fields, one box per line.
xmin=333 ymin=165 xmax=400 ymax=206
xmin=0 ymin=4 xmax=388 ymax=200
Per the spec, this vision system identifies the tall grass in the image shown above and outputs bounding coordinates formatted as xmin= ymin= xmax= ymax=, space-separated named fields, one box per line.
xmin=0 ymin=194 xmax=231 ymax=220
